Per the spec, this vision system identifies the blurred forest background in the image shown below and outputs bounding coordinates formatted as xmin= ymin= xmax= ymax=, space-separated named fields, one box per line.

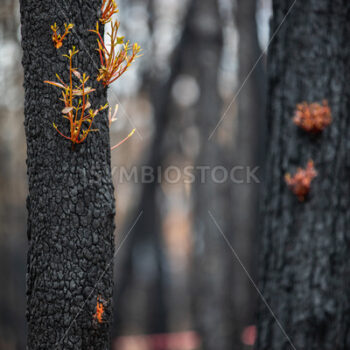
xmin=0 ymin=0 xmax=271 ymax=349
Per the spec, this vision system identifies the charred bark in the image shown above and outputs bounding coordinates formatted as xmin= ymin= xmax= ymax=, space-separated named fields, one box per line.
xmin=20 ymin=1 xmax=115 ymax=349
xmin=258 ymin=1 xmax=350 ymax=349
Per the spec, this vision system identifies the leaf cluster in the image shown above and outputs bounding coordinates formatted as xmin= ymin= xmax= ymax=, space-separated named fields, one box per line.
xmin=45 ymin=47 xmax=108 ymax=146
xmin=89 ymin=21 xmax=142 ymax=87
xmin=51 ymin=22 xmax=74 ymax=49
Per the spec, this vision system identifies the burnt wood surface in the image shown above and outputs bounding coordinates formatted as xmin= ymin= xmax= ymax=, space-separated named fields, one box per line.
xmin=258 ymin=1 xmax=350 ymax=349
xmin=20 ymin=1 xmax=115 ymax=348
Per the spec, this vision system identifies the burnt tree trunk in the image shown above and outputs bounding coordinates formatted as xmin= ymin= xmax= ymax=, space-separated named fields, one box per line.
xmin=20 ymin=1 xmax=115 ymax=349
xmin=258 ymin=1 xmax=350 ymax=349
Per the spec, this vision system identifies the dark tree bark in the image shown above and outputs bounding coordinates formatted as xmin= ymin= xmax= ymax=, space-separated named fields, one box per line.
xmin=20 ymin=1 xmax=115 ymax=349
xmin=258 ymin=1 xmax=350 ymax=349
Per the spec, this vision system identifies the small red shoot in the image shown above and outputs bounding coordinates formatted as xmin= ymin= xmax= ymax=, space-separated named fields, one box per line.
xmin=111 ymin=129 xmax=135 ymax=151
xmin=93 ymin=295 xmax=106 ymax=324
xmin=100 ymin=0 xmax=119 ymax=24
xmin=51 ymin=22 xmax=74 ymax=49
xmin=285 ymin=160 xmax=317 ymax=201
xmin=89 ymin=21 xmax=142 ymax=87
xmin=108 ymin=104 xmax=135 ymax=151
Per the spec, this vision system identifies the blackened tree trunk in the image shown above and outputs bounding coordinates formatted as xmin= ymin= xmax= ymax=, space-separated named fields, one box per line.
xmin=258 ymin=1 xmax=350 ymax=349
xmin=20 ymin=1 xmax=115 ymax=349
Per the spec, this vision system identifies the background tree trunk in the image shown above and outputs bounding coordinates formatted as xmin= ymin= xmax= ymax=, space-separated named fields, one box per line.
xmin=0 ymin=1 xmax=27 ymax=348
xmin=113 ymin=0 xmax=195 ymax=337
xmin=258 ymin=1 xmax=350 ymax=349
xmin=189 ymin=0 xmax=233 ymax=349
xmin=230 ymin=0 xmax=266 ymax=346
xmin=20 ymin=1 xmax=115 ymax=348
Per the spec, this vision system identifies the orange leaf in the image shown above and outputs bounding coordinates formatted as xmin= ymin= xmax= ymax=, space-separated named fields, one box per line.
xmin=44 ymin=80 xmax=66 ymax=89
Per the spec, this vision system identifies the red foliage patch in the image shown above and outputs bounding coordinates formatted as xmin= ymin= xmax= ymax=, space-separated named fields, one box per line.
xmin=293 ymin=100 xmax=331 ymax=133
xmin=94 ymin=295 xmax=106 ymax=324
xmin=285 ymin=160 xmax=317 ymax=201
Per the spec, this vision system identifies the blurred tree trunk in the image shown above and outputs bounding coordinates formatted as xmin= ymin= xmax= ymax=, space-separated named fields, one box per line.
xmin=113 ymin=1 xmax=198 ymax=339
xmin=113 ymin=180 xmax=168 ymax=336
xmin=113 ymin=0 xmax=186 ymax=337
xmin=231 ymin=0 xmax=265 ymax=345
xmin=258 ymin=1 xmax=350 ymax=349
xmin=0 ymin=2 xmax=27 ymax=349
xmin=189 ymin=0 xmax=233 ymax=349
xmin=20 ymin=1 xmax=115 ymax=349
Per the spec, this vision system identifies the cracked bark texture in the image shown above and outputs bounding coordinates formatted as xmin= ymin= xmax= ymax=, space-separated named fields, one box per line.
xmin=20 ymin=1 xmax=115 ymax=349
xmin=258 ymin=1 xmax=350 ymax=349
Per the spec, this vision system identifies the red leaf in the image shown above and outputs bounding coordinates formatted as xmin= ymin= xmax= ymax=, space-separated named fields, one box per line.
xmin=44 ymin=80 xmax=66 ymax=89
